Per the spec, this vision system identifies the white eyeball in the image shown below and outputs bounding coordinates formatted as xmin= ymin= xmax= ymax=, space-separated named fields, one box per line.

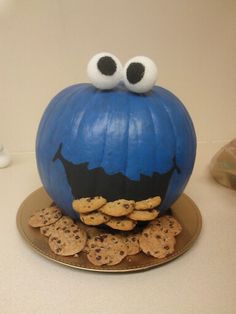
xmin=123 ymin=56 xmax=158 ymax=93
xmin=87 ymin=52 xmax=122 ymax=90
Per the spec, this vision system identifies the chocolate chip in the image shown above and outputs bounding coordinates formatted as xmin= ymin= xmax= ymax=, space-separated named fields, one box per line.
xmin=144 ymin=233 xmax=148 ymax=237
xmin=75 ymin=236 xmax=80 ymax=239
xmin=95 ymin=248 xmax=101 ymax=253
xmin=164 ymin=245 xmax=169 ymax=250
xmin=43 ymin=220 xmax=48 ymax=224
xmin=56 ymin=248 xmax=62 ymax=253
xmin=123 ymin=204 xmax=129 ymax=209
xmin=57 ymin=240 xmax=61 ymax=244
xmin=156 ymin=235 xmax=161 ymax=239
xmin=96 ymin=256 xmax=102 ymax=260
xmin=120 ymin=251 xmax=125 ymax=255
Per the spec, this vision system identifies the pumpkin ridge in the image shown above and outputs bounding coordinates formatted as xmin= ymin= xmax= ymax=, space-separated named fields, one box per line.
xmin=157 ymin=88 xmax=196 ymax=162
xmin=147 ymin=90 xmax=176 ymax=172
xmin=37 ymin=85 xmax=81 ymax=147
xmin=98 ymin=96 xmax=112 ymax=169
xmin=158 ymin=94 xmax=178 ymax=158
xmin=128 ymin=96 xmax=156 ymax=178
xmin=145 ymin=98 xmax=158 ymax=174
xmin=92 ymin=91 xmax=112 ymax=196
xmin=158 ymin=88 xmax=196 ymax=173
xmin=37 ymin=85 xmax=84 ymax=191
xmin=68 ymin=86 xmax=103 ymax=162
xmin=123 ymin=93 xmax=131 ymax=180
xmin=50 ymin=85 xmax=92 ymax=163
xmin=49 ymin=86 xmax=90 ymax=194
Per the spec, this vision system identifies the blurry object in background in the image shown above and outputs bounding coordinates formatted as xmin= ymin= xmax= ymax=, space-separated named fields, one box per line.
xmin=210 ymin=139 xmax=236 ymax=190
xmin=0 ymin=144 xmax=11 ymax=168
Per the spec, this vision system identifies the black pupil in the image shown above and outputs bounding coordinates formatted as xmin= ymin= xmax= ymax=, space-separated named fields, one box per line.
xmin=126 ymin=62 xmax=145 ymax=84
xmin=97 ymin=56 xmax=117 ymax=76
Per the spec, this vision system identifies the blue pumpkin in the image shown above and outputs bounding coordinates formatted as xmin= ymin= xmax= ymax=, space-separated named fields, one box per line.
xmin=36 ymin=83 xmax=196 ymax=219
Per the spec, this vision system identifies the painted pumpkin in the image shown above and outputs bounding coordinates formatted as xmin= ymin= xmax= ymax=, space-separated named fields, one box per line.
xmin=36 ymin=54 xmax=196 ymax=219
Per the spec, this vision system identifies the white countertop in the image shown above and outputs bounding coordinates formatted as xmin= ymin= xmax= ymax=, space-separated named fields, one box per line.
xmin=1 ymin=142 xmax=236 ymax=314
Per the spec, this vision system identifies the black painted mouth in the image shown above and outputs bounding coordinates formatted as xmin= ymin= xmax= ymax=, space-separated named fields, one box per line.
xmin=53 ymin=143 xmax=180 ymax=203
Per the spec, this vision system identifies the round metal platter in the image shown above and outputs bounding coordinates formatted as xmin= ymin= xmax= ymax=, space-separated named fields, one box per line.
xmin=16 ymin=187 xmax=202 ymax=272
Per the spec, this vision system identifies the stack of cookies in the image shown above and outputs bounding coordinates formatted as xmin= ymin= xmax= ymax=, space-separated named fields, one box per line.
xmin=72 ymin=196 xmax=161 ymax=231
xmin=28 ymin=204 xmax=182 ymax=266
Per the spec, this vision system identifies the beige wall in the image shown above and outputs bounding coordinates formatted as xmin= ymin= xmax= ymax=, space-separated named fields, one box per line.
xmin=0 ymin=0 xmax=235 ymax=152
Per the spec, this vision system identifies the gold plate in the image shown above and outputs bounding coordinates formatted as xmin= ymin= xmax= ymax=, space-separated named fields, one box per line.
xmin=16 ymin=187 xmax=202 ymax=272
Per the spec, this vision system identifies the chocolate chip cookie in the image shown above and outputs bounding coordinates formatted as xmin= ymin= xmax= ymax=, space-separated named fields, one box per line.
xmin=99 ymin=199 xmax=135 ymax=217
xmin=40 ymin=216 xmax=74 ymax=237
xmin=80 ymin=211 xmax=110 ymax=226
xmin=28 ymin=206 xmax=62 ymax=228
xmin=128 ymin=209 xmax=159 ymax=221
xmin=150 ymin=215 xmax=182 ymax=236
xmin=105 ymin=217 xmax=137 ymax=231
xmin=86 ymin=234 xmax=128 ymax=266
xmin=72 ymin=196 xmax=107 ymax=214
xmin=139 ymin=224 xmax=176 ymax=258
xmin=48 ymin=223 xmax=87 ymax=256
xmin=135 ymin=196 xmax=161 ymax=210
xmin=122 ymin=233 xmax=141 ymax=255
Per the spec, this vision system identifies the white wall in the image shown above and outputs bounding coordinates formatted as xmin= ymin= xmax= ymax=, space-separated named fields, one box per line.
xmin=0 ymin=0 xmax=235 ymax=152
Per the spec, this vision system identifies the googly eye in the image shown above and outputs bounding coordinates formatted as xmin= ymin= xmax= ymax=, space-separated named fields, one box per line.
xmin=87 ymin=52 xmax=122 ymax=90
xmin=123 ymin=56 xmax=158 ymax=93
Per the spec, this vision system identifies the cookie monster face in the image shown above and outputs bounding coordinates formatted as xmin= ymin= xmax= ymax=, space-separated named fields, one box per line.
xmin=36 ymin=53 xmax=196 ymax=219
